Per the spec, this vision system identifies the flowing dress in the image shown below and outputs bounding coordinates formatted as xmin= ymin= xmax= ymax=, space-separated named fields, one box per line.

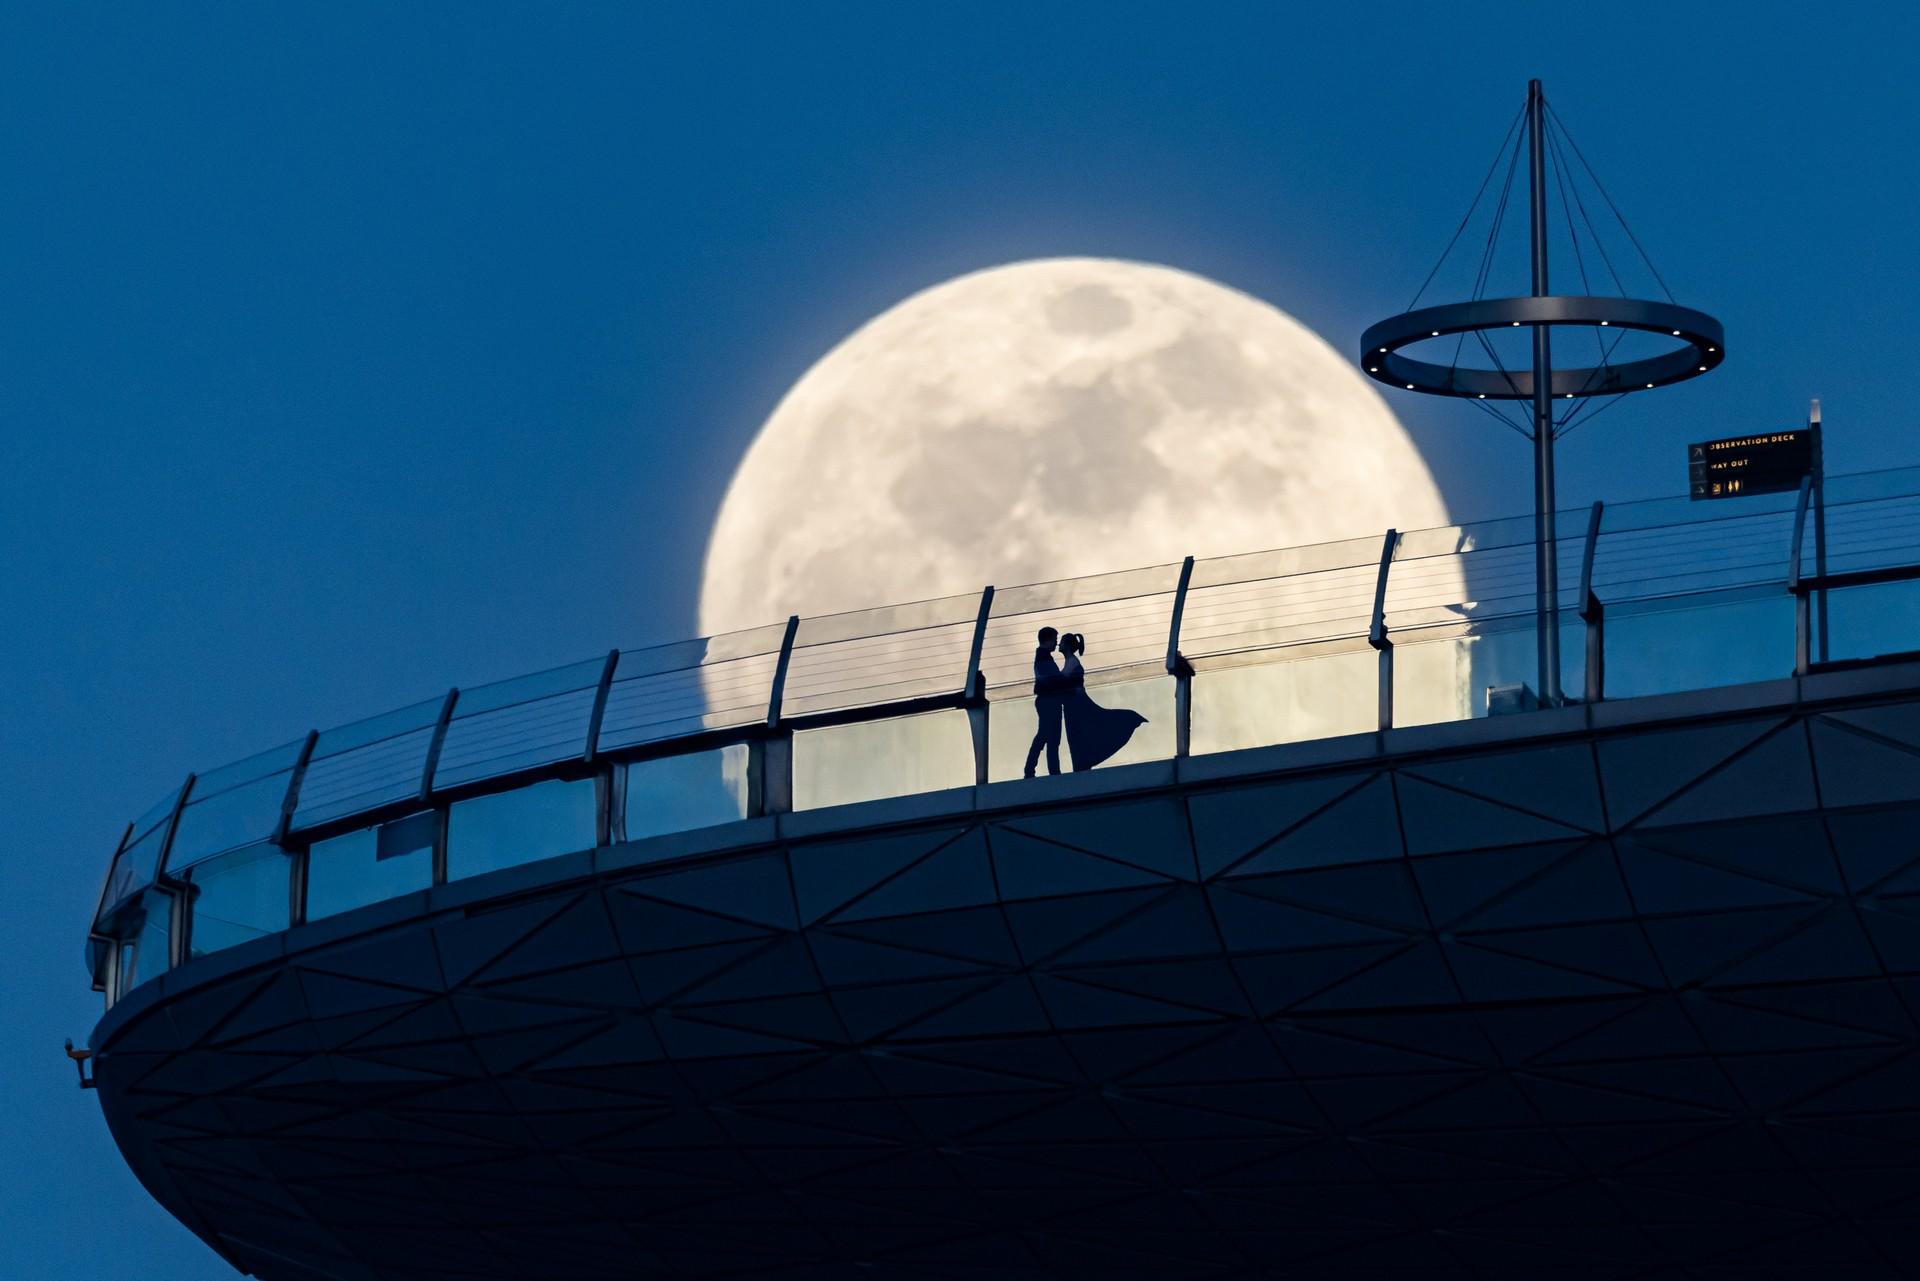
xmin=1060 ymin=653 xmax=1148 ymax=771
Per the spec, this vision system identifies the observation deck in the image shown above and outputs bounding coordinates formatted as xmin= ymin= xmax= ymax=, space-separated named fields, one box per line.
xmin=84 ymin=468 xmax=1920 ymax=1280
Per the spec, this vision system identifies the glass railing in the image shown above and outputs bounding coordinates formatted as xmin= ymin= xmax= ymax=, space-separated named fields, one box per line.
xmin=88 ymin=464 xmax=1920 ymax=1004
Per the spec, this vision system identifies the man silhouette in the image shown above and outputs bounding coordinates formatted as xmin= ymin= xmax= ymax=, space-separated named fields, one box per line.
xmin=1023 ymin=626 xmax=1071 ymax=778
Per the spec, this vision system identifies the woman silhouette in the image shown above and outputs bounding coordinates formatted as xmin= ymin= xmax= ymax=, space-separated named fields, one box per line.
xmin=1058 ymin=633 xmax=1147 ymax=771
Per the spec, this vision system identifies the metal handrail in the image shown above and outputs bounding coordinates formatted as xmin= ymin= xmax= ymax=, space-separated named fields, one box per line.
xmin=99 ymin=464 xmax=1920 ymax=903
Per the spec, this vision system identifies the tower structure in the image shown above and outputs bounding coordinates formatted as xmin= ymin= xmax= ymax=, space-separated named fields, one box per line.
xmin=1361 ymin=79 xmax=1724 ymax=704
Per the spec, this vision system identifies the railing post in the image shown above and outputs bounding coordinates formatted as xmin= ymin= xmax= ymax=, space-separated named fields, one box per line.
xmin=89 ymin=822 xmax=137 ymax=990
xmin=1579 ymin=501 xmax=1605 ymax=704
xmin=273 ymin=729 xmax=320 ymax=846
xmin=582 ymin=649 xmax=620 ymax=763
xmin=419 ymin=687 xmax=460 ymax=802
xmin=964 ymin=587 xmax=994 ymax=786
xmin=759 ymin=616 xmax=801 ymax=816
xmin=1167 ymin=557 xmax=1195 ymax=758
xmin=153 ymin=772 xmax=197 ymax=881
xmin=1790 ymin=476 xmax=1813 ymax=677
xmin=1369 ymin=530 xmax=1397 ymax=731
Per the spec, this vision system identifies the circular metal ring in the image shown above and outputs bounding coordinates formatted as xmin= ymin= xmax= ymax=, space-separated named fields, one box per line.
xmin=1359 ymin=295 xmax=1724 ymax=400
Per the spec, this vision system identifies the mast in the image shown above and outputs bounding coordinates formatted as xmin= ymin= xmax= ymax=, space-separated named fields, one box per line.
xmin=1528 ymin=78 xmax=1562 ymax=705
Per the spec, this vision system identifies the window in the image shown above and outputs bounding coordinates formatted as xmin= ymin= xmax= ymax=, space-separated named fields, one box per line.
xmin=114 ymin=941 xmax=136 ymax=1004
xmin=129 ymin=893 xmax=173 ymax=987
xmin=447 ymin=778 xmax=597 ymax=881
xmin=305 ymin=810 xmax=436 ymax=922
xmin=621 ymin=745 xmax=752 ymax=841
xmin=186 ymin=842 xmax=291 ymax=959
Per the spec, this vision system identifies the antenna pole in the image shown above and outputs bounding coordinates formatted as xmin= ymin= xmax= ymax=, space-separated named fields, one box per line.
xmin=1812 ymin=397 xmax=1828 ymax=664
xmin=1528 ymin=78 xmax=1562 ymax=704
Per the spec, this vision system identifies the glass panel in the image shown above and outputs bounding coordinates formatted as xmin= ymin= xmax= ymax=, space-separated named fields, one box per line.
xmin=113 ymin=786 xmax=187 ymax=887
xmin=433 ymin=658 xmax=605 ymax=789
xmin=1187 ymin=534 xmax=1382 ymax=591
xmin=794 ymin=710 xmax=974 ymax=810
xmin=1192 ymin=649 xmax=1377 ymax=755
xmin=186 ymin=843 xmax=291 ymax=959
xmin=304 ymin=811 xmax=436 ymax=922
xmin=1814 ymin=580 xmax=1920 ymax=666
xmin=1388 ymin=515 xmax=1583 ymax=634
xmin=1599 ymin=485 xmax=1801 ymax=536
xmin=783 ymin=594 xmax=979 ymax=718
xmin=1180 ymin=560 xmax=1377 ymax=660
xmin=1392 ymin=631 xmax=1481 ymax=728
xmin=168 ymin=771 xmax=292 ymax=872
xmin=1811 ymin=491 xmax=1920 ymax=579
xmin=1395 ymin=511 xmax=1537 ymax=560
xmin=98 ymin=821 xmax=171 ymax=923
xmin=447 ymin=778 xmax=598 ymax=881
xmin=599 ymin=623 xmax=790 ymax=751
xmin=1821 ymin=464 xmax=1920 ymax=506
xmin=128 ymin=893 xmax=172 ymax=987
xmin=186 ymin=738 xmax=304 ymax=805
xmin=980 ymin=564 xmax=1183 ymax=695
xmin=622 ymin=746 xmax=752 ymax=842
xmin=988 ymin=674 xmax=1175 ymax=781
xmin=129 ymin=788 xmax=184 ymax=844
xmin=1593 ymin=501 xmax=1794 ymax=603
xmin=1392 ymin=618 xmax=1584 ymax=727
xmin=1604 ymin=594 xmax=1793 ymax=700
xmin=292 ymin=697 xmax=443 ymax=831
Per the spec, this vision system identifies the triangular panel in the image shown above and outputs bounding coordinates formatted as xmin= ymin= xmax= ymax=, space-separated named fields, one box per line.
xmin=1595 ymin=717 xmax=1779 ymax=827
xmin=1395 ymin=776 xmax=1589 ymax=856
xmin=1187 ymin=772 xmax=1374 ymax=879
xmin=1403 ymin=741 xmax=1606 ymax=832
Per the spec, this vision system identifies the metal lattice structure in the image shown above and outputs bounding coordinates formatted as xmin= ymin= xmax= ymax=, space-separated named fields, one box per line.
xmin=91 ymin=668 xmax=1920 ymax=1279
xmin=81 ymin=466 xmax=1920 ymax=1279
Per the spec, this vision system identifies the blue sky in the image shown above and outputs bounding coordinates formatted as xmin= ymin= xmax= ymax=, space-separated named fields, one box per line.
xmin=5 ymin=3 xmax=1919 ymax=1274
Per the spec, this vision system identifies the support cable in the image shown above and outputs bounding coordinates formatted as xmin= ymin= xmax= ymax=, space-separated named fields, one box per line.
xmin=1450 ymin=123 xmax=1529 ymax=374
xmin=1548 ymin=118 xmax=1629 ymax=296
xmin=1543 ymin=117 xmax=1613 ymax=389
xmin=1472 ymin=122 xmax=1528 ymax=302
xmin=1406 ymin=102 xmax=1526 ymax=312
xmin=1556 ymin=383 xmax=1634 ymax=439
xmin=1546 ymin=101 xmax=1675 ymax=302
xmin=1468 ymin=392 xmax=1534 ymax=439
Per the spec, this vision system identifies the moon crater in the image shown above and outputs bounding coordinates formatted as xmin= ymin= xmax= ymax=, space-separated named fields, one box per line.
xmin=700 ymin=258 xmax=1450 ymax=634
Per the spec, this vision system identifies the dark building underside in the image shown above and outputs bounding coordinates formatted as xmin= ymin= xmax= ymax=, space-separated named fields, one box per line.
xmin=93 ymin=668 xmax=1920 ymax=1280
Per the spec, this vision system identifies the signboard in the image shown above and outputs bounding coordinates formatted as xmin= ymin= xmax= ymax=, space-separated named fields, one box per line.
xmin=1688 ymin=426 xmax=1821 ymax=501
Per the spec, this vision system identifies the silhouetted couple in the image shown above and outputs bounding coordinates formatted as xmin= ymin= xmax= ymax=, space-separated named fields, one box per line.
xmin=1022 ymin=626 xmax=1148 ymax=777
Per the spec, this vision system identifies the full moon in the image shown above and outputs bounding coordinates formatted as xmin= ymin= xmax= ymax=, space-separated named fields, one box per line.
xmin=700 ymin=258 xmax=1450 ymax=634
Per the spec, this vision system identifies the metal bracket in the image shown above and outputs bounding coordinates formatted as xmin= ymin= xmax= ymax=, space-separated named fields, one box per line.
xmin=65 ymin=1040 xmax=95 ymax=1090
